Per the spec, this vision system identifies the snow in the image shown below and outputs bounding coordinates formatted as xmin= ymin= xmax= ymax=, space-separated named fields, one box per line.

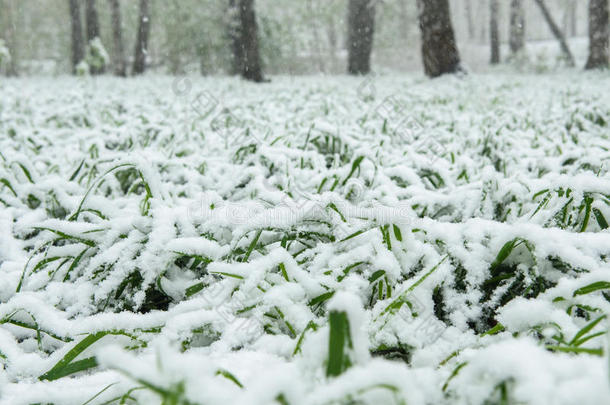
xmin=0 ymin=72 xmax=609 ymax=404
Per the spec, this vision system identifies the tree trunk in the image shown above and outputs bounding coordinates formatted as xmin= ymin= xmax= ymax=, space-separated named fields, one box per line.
xmin=108 ymin=0 xmax=126 ymax=76
xmin=238 ymin=0 xmax=265 ymax=82
xmin=570 ymin=0 xmax=578 ymax=37
xmin=479 ymin=0 xmax=488 ymax=43
xmin=85 ymin=0 xmax=104 ymax=74
xmin=585 ymin=0 xmax=609 ymax=69
xmin=417 ymin=0 xmax=462 ymax=78
xmin=490 ymin=0 xmax=500 ymax=64
xmin=562 ymin=0 xmax=577 ymax=37
xmin=1 ymin=0 xmax=19 ymax=76
xmin=398 ymin=0 xmax=409 ymax=41
xmin=68 ymin=0 xmax=85 ymax=74
xmin=309 ymin=0 xmax=326 ymax=73
xmin=228 ymin=0 xmax=244 ymax=75
xmin=326 ymin=15 xmax=338 ymax=70
xmin=347 ymin=0 xmax=376 ymax=75
xmin=85 ymin=0 xmax=100 ymax=41
xmin=465 ymin=0 xmax=476 ymax=40
xmin=133 ymin=0 xmax=151 ymax=75
xmin=533 ymin=0 xmax=575 ymax=66
xmin=509 ymin=0 xmax=525 ymax=54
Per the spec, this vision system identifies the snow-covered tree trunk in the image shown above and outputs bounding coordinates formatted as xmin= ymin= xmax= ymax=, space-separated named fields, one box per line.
xmin=585 ymin=0 xmax=609 ymax=70
xmin=108 ymin=0 xmax=126 ymax=77
xmin=347 ymin=0 xmax=376 ymax=75
xmin=68 ymin=0 xmax=85 ymax=75
xmin=238 ymin=0 xmax=265 ymax=82
xmin=490 ymin=0 xmax=500 ymax=64
xmin=417 ymin=0 xmax=462 ymax=78
xmin=133 ymin=0 xmax=151 ymax=75
xmin=534 ymin=0 xmax=575 ymax=66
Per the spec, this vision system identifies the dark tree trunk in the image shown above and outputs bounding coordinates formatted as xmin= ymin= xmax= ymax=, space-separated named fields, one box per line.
xmin=237 ymin=0 xmax=265 ymax=82
xmin=108 ymin=0 xmax=126 ymax=76
xmin=228 ymin=0 xmax=244 ymax=75
xmin=465 ymin=0 xmax=476 ymax=40
xmin=417 ymin=0 xmax=462 ymax=78
xmin=85 ymin=0 xmax=104 ymax=74
xmin=68 ymin=0 xmax=85 ymax=74
xmin=490 ymin=0 xmax=500 ymax=64
xmin=347 ymin=0 xmax=376 ymax=75
xmin=85 ymin=0 xmax=100 ymax=41
xmin=534 ymin=0 xmax=575 ymax=66
xmin=509 ymin=0 xmax=525 ymax=54
xmin=133 ymin=0 xmax=151 ymax=75
xmin=585 ymin=0 xmax=609 ymax=69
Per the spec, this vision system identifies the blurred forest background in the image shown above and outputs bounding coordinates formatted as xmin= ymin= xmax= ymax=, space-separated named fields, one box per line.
xmin=0 ymin=0 xmax=606 ymax=77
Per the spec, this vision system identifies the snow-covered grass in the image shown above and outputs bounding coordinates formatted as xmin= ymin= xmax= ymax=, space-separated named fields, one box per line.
xmin=0 ymin=73 xmax=609 ymax=405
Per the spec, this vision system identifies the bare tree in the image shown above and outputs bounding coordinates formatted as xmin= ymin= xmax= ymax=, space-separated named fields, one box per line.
xmin=237 ymin=0 xmax=265 ymax=82
xmin=417 ymin=0 xmax=462 ymax=78
xmin=228 ymin=0 xmax=244 ymax=75
xmin=569 ymin=0 xmax=577 ymax=36
xmin=108 ymin=0 xmax=126 ymax=76
xmin=534 ymin=0 xmax=575 ymax=66
xmin=85 ymin=0 xmax=100 ymax=42
xmin=585 ymin=0 xmax=609 ymax=69
xmin=562 ymin=0 xmax=577 ymax=37
xmin=85 ymin=0 xmax=105 ymax=74
xmin=133 ymin=0 xmax=151 ymax=75
xmin=347 ymin=0 xmax=376 ymax=75
xmin=68 ymin=0 xmax=85 ymax=74
xmin=309 ymin=0 xmax=327 ymax=73
xmin=479 ymin=0 xmax=488 ymax=43
xmin=490 ymin=0 xmax=500 ymax=64
xmin=326 ymin=14 xmax=339 ymax=70
xmin=509 ymin=0 xmax=525 ymax=55
xmin=1 ymin=0 xmax=19 ymax=76
xmin=465 ymin=0 xmax=476 ymax=40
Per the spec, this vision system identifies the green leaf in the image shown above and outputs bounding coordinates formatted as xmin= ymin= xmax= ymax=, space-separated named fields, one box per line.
xmin=490 ymin=238 xmax=522 ymax=274
xmin=185 ymin=282 xmax=205 ymax=297
xmin=393 ymin=224 xmax=402 ymax=242
xmin=569 ymin=314 xmax=606 ymax=346
xmin=573 ymin=282 xmax=610 ymax=297
xmin=593 ymin=208 xmax=608 ymax=230
xmin=243 ymin=229 xmax=262 ymax=262
xmin=341 ymin=155 xmax=364 ymax=186
xmin=39 ymin=332 xmax=107 ymax=381
xmin=0 ymin=178 xmax=17 ymax=196
xmin=309 ymin=291 xmax=335 ymax=307
xmin=216 ymin=369 xmax=244 ymax=388
xmin=326 ymin=310 xmax=352 ymax=377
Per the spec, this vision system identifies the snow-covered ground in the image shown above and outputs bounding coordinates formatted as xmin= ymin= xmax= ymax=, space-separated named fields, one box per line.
xmin=0 ymin=73 xmax=609 ymax=405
